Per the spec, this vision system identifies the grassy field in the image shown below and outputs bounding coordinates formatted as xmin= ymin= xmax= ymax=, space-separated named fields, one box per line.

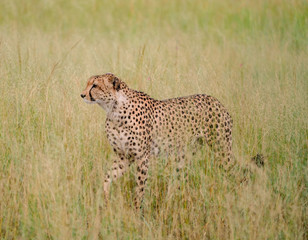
xmin=0 ymin=0 xmax=307 ymax=239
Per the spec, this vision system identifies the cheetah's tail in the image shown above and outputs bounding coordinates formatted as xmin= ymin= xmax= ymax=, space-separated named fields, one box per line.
xmin=251 ymin=153 xmax=265 ymax=167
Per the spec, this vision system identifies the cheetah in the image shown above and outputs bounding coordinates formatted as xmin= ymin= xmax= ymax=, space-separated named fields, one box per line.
xmin=81 ymin=73 xmax=241 ymax=209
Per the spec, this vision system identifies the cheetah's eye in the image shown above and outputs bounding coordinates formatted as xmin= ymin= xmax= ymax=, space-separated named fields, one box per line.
xmin=92 ymin=84 xmax=97 ymax=88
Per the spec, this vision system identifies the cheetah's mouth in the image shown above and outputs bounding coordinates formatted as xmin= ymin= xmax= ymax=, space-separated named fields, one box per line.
xmin=83 ymin=98 xmax=97 ymax=104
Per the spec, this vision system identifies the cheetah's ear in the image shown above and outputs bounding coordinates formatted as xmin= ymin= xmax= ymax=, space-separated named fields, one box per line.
xmin=112 ymin=76 xmax=121 ymax=91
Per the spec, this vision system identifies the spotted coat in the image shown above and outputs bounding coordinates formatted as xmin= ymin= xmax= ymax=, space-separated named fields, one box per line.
xmin=81 ymin=73 xmax=233 ymax=209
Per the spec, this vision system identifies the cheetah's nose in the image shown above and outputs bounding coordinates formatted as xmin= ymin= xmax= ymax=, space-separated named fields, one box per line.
xmin=81 ymin=94 xmax=86 ymax=98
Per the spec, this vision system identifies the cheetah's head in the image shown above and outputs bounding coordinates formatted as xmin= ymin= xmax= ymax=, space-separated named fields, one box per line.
xmin=81 ymin=73 xmax=126 ymax=111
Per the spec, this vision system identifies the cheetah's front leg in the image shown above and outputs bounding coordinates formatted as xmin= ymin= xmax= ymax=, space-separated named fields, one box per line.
xmin=134 ymin=153 xmax=150 ymax=210
xmin=103 ymin=153 xmax=130 ymax=201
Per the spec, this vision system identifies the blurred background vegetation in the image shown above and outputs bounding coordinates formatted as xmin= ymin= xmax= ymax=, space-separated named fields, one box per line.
xmin=0 ymin=0 xmax=307 ymax=239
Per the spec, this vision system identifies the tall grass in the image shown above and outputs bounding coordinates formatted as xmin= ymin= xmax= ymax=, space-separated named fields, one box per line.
xmin=0 ymin=0 xmax=307 ymax=239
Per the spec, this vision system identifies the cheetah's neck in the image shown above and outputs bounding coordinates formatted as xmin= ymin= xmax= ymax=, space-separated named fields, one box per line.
xmin=102 ymin=89 xmax=129 ymax=119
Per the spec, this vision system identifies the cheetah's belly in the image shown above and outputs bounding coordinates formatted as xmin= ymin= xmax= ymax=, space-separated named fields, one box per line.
xmin=150 ymin=132 xmax=192 ymax=158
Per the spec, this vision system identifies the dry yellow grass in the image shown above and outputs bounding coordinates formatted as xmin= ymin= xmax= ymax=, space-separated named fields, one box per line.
xmin=0 ymin=0 xmax=307 ymax=239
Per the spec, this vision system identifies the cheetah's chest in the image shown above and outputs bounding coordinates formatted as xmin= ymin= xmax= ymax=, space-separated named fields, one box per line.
xmin=105 ymin=121 xmax=130 ymax=154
